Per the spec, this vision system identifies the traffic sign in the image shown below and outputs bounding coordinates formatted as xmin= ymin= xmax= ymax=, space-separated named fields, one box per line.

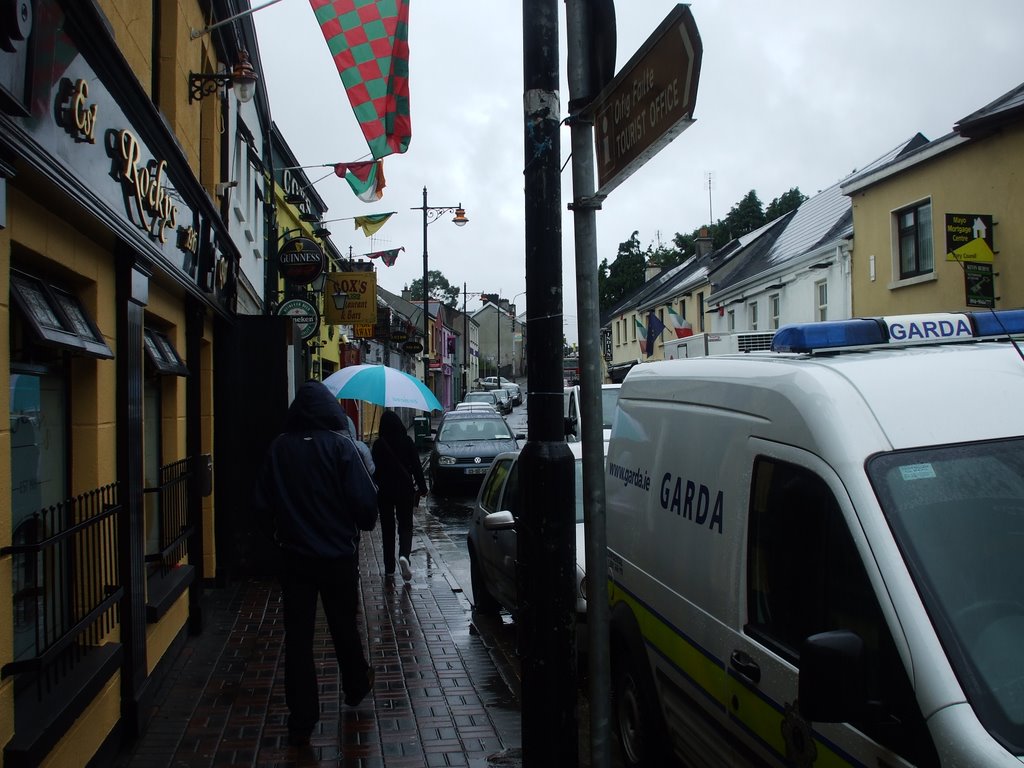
xmin=587 ymin=5 xmax=703 ymax=197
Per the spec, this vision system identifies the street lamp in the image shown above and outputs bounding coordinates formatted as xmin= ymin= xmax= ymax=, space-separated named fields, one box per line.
xmin=412 ymin=186 xmax=468 ymax=385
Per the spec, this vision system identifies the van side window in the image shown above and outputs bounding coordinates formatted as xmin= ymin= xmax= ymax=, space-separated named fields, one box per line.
xmin=746 ymin=458 xmax=938 ymax=765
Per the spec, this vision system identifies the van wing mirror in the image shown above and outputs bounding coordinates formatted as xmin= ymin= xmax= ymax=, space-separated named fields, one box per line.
xmin=798 ymin=630 xmax=867 ymax=723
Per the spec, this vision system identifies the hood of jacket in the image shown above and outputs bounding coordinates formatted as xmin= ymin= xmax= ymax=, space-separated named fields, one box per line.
xmin=284 ymin=381 xmax=346 ymax=433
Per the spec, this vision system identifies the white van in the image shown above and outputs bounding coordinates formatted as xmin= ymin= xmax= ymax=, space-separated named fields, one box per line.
xmin=605 ymin=311 xmax=1024 ymax=767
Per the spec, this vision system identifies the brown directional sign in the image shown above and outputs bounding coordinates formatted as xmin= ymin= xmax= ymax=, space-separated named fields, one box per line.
xmin=587 ymin=4 xmax=703 ymax=197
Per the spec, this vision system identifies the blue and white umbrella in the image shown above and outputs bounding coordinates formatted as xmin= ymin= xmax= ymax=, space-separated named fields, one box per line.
xmin=322 ymin=364 xmax=442 ymax=412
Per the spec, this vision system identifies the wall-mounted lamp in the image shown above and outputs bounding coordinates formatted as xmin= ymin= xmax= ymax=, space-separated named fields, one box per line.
xmin=331 ymin=289 xmax=348 ymax=311
xmin=284 ymin=193 xmax=305 ymax=205
xmin=189 ymin=49 xmax=258 ymax=104
xmin=299 ymin=210 xmax=320 ymax=223
xmin=313 ymin=227 xmax=331 ymax=239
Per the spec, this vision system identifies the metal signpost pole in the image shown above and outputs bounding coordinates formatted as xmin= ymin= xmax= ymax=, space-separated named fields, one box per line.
xmin=520 ymin=1 xmax=577 ymax=764
xmin=566 ymin=2 xmax=612 ymax=765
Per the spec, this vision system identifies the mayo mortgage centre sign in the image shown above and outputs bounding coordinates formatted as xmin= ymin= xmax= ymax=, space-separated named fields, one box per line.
xmin=588 ymin=4 xmax=703 ymax=197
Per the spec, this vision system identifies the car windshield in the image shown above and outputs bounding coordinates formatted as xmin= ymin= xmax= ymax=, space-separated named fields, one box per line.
xmin=439 ymin=418 xmax=513 ymax=442
xmin=466 ymin=393 xmax=493 ymax=403
xmin=867 ymin=437 xmax=1024 ymax=753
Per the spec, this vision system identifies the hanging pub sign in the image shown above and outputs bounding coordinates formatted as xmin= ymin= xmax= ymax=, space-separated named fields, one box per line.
xmin=278 ymin=298 xmax=320 ymax=341
xmin=279 ymin=237 xmax=325 ymax=284
xmin=323 ymin=271 xmax=377 ymax=325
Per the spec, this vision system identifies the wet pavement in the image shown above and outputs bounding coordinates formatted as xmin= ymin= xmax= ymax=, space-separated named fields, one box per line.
xmin=113 ymin=399 xmax=620 ymax=767
xmin=113 ymin=503 xmax=523 ymax=768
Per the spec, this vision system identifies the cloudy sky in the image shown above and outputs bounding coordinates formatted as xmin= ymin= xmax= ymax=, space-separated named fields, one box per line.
xmin=253 ymin=0 xmax=1024 ymax=343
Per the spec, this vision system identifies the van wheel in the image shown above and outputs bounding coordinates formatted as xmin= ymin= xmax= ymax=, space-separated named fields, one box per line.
xmin=469 ymin=549 xmax=500 ymax=615
xmin=613 ymin=647 xmax=666 ymax=768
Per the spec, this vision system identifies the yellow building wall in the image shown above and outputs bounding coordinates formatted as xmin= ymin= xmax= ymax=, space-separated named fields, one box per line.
xmin=146 ymin=592 xmax=189 ymax=676
xmin=95 ymin=1 xmax=153 ymax=97
xmin=848 ymin=125 xmax=1024 ymax=317
xmin=38 ymin=672 xmax=122 ymax=768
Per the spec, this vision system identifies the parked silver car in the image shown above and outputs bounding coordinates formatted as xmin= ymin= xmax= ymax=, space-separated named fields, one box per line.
xmin=466 ymin=442 xmax=587 ymax=621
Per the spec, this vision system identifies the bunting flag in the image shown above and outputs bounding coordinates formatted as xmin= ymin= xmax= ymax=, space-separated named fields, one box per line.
xmin=353 ymin=212 xmax=395 ymax=236
xmin=365 ymin=246 xmax=404 ymax=266
xmin=634 ymin=316 xmax=648 ymax=356
xmin=310 ymin=0 xmax=412 ymax=160
xmin=335 ymin=160 xmax=386 ymax=202
xmin=646 ymin=311 xmax=666 ymax=358
xmin=666 ymin=306 xmax=694 ymax=338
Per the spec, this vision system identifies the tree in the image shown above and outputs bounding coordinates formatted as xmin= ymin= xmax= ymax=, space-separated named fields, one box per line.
xmin=723 ymin=189 xmax=766 ymax=239
xmin=599 ymin=232 xmax=647 ymax=313
xmin=408 ymin=270 xmax=460 ymax=309
xmin=765 ymin=187 xmax=807 ymax=222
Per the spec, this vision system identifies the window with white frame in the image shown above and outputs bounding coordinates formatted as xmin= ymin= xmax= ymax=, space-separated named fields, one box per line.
xmin=748 ymin=301 xmax=758 ymax=331
xmin=816 ymin=280 xmax=828 ymax=321
xmin=769 ymin=294 xmax=781 ymax=329
xmin=896 ymin=201 xmax=933 ymax=279
xmin=698 ymin=292 xmax=705 ymax=332
xmin=727 ymin=310 xmax=735 ymax=331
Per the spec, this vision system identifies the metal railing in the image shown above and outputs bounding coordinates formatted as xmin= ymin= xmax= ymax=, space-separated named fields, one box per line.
xmin=143 ymin=457 xmax=194 ymax=574
xmin=1 ymin=483 xmax=122 ymax=696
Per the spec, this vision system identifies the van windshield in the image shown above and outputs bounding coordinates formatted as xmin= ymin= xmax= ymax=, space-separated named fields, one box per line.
xmin=868 ymin=437 xmax=1024 ymax=754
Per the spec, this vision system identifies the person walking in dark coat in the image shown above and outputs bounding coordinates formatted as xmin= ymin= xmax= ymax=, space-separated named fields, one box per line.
xmin=253 ymin=381 xmax=379 ymax=746
xmin=371 ymin=409 xmax=427 ymax=581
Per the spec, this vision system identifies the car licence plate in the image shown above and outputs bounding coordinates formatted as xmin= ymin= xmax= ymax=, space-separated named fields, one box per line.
xmin=465 ymin=467 xmax=488 ymax=475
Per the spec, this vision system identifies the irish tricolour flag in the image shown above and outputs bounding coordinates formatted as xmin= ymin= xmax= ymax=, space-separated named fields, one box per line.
xmin=667 ymin=307 xmax=694 ymax=338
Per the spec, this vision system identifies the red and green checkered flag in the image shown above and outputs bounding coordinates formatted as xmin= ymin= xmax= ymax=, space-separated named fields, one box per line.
xmin=310 ymin=0 xmax=411 ymax=159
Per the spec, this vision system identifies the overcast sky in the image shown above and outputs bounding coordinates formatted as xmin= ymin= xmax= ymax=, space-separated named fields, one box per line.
xmin=253 ymin=0 xmax=1024 ymax=343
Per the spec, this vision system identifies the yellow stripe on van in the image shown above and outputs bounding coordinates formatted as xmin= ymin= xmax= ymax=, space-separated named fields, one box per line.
xmin=610 ymin=580 xmax=862 ymax=768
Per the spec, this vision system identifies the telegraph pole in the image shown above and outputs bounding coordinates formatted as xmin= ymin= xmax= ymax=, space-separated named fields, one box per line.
xmin=520 ymin=1 xmax=577 ymax=765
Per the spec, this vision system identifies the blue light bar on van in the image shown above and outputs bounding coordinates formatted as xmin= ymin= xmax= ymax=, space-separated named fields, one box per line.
xmin=771 ymin=310 xmax=1024 ymax=353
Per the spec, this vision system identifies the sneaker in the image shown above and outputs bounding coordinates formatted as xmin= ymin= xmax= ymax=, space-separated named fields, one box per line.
xmin=344 ymin=667 xmax=376 ymax=707
xmin=399 ymin=556 xmax=412 ymax=582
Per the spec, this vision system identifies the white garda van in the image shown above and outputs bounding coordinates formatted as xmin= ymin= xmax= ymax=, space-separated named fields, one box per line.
xmin=605 ymin=310 xmax=1024 ymax=768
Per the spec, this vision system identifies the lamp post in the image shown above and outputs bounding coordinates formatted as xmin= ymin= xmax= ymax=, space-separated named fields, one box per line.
xmin=412 ymin=186 xmax=468 ymax=385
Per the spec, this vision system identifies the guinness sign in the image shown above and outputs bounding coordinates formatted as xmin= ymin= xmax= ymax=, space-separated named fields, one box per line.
xmin=279 ymin=237 xmax=325 ymax=284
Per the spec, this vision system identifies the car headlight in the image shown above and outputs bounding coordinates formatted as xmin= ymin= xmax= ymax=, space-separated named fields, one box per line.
xmin=438 ymin=456 xmax=456 ymax=466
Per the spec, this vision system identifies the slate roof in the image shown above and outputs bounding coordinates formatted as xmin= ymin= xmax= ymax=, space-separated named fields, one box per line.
xmin=377 ymin=285 xmax=423 ymax=328
xmin=955 ymin=80 xmax=1024 ymax=138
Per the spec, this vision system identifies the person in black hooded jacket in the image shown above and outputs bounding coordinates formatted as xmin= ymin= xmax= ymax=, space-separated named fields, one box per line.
xmin=253 ymin=381 xmax=378 ymax=746
xmin=371 ymin=409 xmax=427 ymax=581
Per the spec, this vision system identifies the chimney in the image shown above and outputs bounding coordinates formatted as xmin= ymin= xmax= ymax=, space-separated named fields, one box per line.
xmin=645 ymin=260 xmax=660 ymax=283
xmin=695 ymin=226 xmax=713 ymax=257
xmin=402 ymin=287 xmax=411 ymax=301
